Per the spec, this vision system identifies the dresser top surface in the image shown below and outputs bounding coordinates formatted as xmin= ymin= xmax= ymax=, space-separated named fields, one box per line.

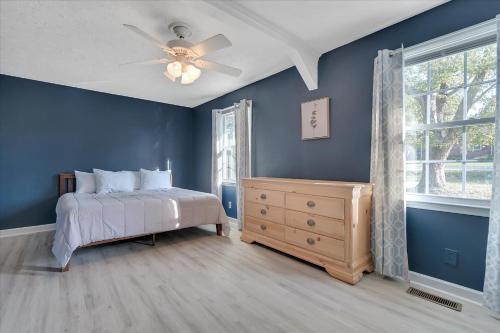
xmin=242 ymin=177 xmax=373 ymax=188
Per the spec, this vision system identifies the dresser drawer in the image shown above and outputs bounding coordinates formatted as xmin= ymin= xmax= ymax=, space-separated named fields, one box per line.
xmin=246 ymin=202 xmax=285 ymax=224
xmin=246 ymin=188 xmax=285 ymax=207
xmin=245 ymin=216 xmax=285 ymax=241
xmin=285 ymin=210 xmax=344 ymax=239
xmin=286 ymin=193 xmax=344 ymax=219
xmin=285 ymin=227 xmax=344 ymax=261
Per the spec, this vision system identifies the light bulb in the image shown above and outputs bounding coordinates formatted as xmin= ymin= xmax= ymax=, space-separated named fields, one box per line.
xmin=185 ymin=65 xmax=201 ymax=81
xmin=181 ymin=72 xmax=194 ymax=85
xmin=167 ymin=61 xmax=182 ymax=78
xmin=163 ymin=69 xmax=176 ymax=82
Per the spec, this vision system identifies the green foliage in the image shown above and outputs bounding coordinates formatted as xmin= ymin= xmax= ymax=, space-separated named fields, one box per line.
xmin=405 ymin=43 xmax=497 ymax=160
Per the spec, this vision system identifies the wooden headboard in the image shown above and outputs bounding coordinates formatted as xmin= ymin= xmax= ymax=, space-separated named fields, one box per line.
xmin=59 ymin=173 xmax=76 ymax=196
xmin=59 ymin=171 xmax=173 ymax=197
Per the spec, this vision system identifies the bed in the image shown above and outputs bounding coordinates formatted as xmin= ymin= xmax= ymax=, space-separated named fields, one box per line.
xmin=52 ymin=173 xmax=229 ymax=271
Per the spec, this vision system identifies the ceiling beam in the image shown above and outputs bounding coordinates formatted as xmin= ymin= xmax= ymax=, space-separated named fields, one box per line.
xmin=203 ymin=0 xmax=320 ymax=90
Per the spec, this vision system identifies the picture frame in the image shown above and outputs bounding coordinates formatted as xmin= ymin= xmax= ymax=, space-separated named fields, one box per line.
xmin=301 ymin=97 xmax=330 ymax=140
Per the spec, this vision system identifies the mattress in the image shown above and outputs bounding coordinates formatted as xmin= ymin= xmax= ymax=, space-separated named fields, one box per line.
xmin=52 ymin=187 xmax=229 ymax=267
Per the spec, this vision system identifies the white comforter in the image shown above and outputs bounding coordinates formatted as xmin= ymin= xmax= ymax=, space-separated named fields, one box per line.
xmin=52 ymin=188 xmax=229 ymax=267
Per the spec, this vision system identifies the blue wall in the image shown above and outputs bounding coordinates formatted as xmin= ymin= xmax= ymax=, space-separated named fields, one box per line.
xmin=0 ymin=74 xmax=193 ymax=230
xmin=407 ymin=208 xmax=489 ymax=291
xmin=221 ymin=184 xmax=237 ymax=219
xmin=192 ymin=0 xmax=499 ymax=290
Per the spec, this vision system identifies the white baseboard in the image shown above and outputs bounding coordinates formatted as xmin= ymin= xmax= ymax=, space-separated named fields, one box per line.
xmin=227 ymin=217 xmax=239 ymax=224
xmin=409 ymin=271 xmax=483 ymax=306
xmin=0 ymin=223 xmax=56 ymax=238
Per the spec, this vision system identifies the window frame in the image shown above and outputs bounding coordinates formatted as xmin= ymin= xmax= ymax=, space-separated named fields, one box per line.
xmin=403 ymin=24 xmax=497 ymax=217
xmin=220 ymin=110 xmax=237 ymax=184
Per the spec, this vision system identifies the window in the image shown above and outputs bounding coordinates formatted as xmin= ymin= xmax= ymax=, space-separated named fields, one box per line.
xmin=221 ymin=111 xmax=236 ymax=183
xmin=404 ymin=41 xmax=496 ymax=212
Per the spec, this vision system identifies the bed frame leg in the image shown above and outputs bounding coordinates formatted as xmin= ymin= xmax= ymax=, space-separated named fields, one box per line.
xmin=62 ymin=262 xmax=70 ymax=272
xmin=216 ymin=224 xmax=222 ymax=236
xmin=152 ymin=233 xmax=156 ymax=246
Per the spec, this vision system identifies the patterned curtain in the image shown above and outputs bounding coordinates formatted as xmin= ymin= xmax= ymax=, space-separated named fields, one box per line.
xmin=370 ymin=50 xmax=408 ymax=279
xmin=483 ymin=15 xmax=500 ymax=314
xmin=235 ymin=100 xmax=252 ymax=230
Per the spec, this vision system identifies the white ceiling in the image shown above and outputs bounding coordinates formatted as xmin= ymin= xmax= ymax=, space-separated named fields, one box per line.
xmin=0 ymin=0 xmax=446 ymax=108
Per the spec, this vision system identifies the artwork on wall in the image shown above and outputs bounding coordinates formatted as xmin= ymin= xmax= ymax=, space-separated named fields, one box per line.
xmin=301 ymin=97 xmax=330 ymax=140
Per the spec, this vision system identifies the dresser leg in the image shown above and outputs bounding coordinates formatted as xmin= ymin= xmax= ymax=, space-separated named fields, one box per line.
xmin=325 ymin=265 xmax=362 ymax=285
xmin=240 ymin=233 xmax=255 ymax=244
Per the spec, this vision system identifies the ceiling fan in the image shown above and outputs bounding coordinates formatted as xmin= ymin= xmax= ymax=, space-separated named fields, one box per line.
xmin=123 ymin=22 xmax=242 ymax=85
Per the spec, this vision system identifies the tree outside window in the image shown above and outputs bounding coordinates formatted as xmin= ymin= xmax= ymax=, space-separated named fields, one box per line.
xmin=405 ymin=43 xmax=496 ymax=200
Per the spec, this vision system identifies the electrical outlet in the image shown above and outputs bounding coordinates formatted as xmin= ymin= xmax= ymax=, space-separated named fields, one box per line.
xmin=228 ymin=201 xmax=232 ymax=209
xmin=444 ymin=248 xmax=458 ymax=266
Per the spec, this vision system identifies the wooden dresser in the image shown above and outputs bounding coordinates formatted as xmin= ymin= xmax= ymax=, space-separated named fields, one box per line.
xmin=241 ymin=177 xmax=373 ymax=284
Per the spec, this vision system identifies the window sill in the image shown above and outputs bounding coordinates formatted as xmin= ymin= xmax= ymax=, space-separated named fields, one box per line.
xmin=406 ymin=194 xmax=490 ymax=217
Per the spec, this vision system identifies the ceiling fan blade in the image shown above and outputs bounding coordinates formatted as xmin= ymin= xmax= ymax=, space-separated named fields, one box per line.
xmin=193 ymin=59 xmax=242 ymax=77
xmin=120 ymin=58 xmax=171 ymax=66
xmin=123 ymin=24 xmax=166 ymax=49
xmin=190 ymin=34 xmax=232 ymax=57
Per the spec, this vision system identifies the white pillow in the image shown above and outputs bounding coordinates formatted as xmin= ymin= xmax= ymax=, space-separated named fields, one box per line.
xmin=74 ymin=170 xmax=96 ymax=194
xmin=140 ymin=168 xmax=172 ymax=190
xmin=93 ymin=169 xmax=135 ymax=194
xmin=117 ymin=171 xmax=141 ymax=190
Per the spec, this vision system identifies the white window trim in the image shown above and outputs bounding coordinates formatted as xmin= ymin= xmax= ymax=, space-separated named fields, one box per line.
xmin=404 ymin=18 xmax=496 ymax=63
xmin=406 ymin=193 xmax=490 ymax=217
xmin=403 ymin=18 xmax=496 ymax=217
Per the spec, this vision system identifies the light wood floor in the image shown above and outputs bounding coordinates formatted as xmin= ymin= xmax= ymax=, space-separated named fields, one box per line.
xmin=0 ymin=226 xmax=499 ymax=333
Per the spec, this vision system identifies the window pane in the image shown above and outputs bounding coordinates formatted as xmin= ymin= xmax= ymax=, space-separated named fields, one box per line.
xmin=466 ymin=82 xmax=496 ymax=119
xmin=406 ymin=131 xmax=425 ymax=161
xmin=429 ymin=127 xmax=463 ymax=160
xmin=467 ymin=43 xmax=496 ymax=84
xmin=223 ymin=113 xmax=235 ymax=148
xmin=428 ymin=163 xmax=463 ymax=197
xmin=221 ymin=111 xmax=236 ymax=182
xmin=430 ymin=88 xmax=464 ymax=123
xmin=405 ymin=62 xmax=428 ymax=95
xmin=406 ymin=163 xmax=425 ymax=194
xmin=430 ymin=53 xmax=464 ymax=91
xmin=405 ymin=95 xmax=426 ymax=126
xmin=465 ymin=162 xmax=493 ymax=199
xmin=466 ymin=124 xmax=495 ymax=162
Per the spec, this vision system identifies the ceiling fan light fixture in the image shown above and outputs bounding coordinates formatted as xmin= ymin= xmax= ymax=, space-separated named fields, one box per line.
xmin=163 ymin=69 xmax=176 ymax=82
xmin=181 ymin=72 xmax=194 ymax=85
xmin=167 ymin=61 xmax=182 ymax=78
xmin=180 ymin=64 xmax=201 ymax=85
xmin=186 ymin=64 xmax=201 ymax=81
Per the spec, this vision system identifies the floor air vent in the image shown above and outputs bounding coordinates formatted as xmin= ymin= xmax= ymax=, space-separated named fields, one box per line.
xmin=407 ymin=287 xmax=462 ymax=312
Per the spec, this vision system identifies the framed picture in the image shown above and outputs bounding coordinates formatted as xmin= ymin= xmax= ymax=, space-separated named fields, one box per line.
xmin=301 ymin=97 xmax=330 ymax=140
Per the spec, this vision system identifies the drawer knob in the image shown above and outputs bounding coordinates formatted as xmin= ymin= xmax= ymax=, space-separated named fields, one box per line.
xmin=260 ymin=224 xmax=267 ymax=231
xmin=307 ymin=200 xmax=316 ymax=208
xmin=260 ymin=193 xmax=267 ymax=200
xmin=260 ymin=209 xmax=267 ymax=215
xmin=306 ymin=219 xmax=315 ymax=227
xmin=306 ymin=237 xmax=315 ymax=245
